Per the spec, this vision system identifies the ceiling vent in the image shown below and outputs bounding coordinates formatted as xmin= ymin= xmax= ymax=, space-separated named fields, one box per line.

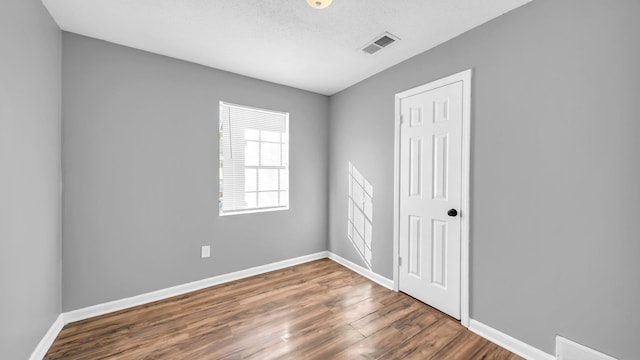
xmin=361 ymin=32 xmax=400 ymax=55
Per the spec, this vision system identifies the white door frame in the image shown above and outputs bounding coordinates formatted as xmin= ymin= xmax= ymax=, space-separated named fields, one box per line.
xmin=393 ymin=69 xmax=472 ymax=327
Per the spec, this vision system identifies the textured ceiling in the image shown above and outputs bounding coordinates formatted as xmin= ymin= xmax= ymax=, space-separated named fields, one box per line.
xmin=42 ymin=0 xmax=532 ymax=95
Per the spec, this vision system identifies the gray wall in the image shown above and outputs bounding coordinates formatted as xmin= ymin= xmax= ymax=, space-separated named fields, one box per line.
xmin=0 ymin=0 xmax=62 ymax=359
xmin=328 ymin=0 xmax=640 ymax=358
xmin=62 ymin=33 xmax=329 ymax=311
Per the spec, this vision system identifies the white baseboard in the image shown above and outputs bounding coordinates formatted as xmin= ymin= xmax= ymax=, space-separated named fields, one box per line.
xmin=29 ymin=314 xmax=64 ymax=360
xmin=327 ymin=251 xmax=394 ymax=290
xmin=469 ymin=319 xmax=554 ymax=360
xmin=63 ymin=251 xmax=394 ymax=326
xmin=556 ymin=336 xmax=618 ymax=360
xmin=63 ymin=251 xmax=328 ymax=324
xmin=31 ymin=252 xmax=572 ymax=360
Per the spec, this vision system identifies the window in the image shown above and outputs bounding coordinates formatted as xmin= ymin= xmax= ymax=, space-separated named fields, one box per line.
xmin=219 ymin=102 xmax=289 ymax=215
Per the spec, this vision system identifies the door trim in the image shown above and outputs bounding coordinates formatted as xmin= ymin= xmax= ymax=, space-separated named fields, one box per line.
xmin=393 ymin=69 xmax=472 ymax=327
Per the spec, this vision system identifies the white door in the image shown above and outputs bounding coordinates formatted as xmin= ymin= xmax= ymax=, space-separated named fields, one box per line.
xmin=398 ymin=77 xmax=465 ymax=319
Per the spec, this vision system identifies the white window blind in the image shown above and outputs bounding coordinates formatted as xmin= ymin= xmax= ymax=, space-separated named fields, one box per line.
xmin=219 ymin=102 xmax=289 ymax=215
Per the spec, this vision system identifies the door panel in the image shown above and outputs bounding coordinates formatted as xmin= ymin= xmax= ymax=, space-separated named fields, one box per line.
xmin=409 ymin=137 xmax=423 ymax=198
xmin=432 ymin=133 xmax=448 ymax=200
xmin=399 ymin=80 xmax=463 ymax=319
xmin=408 ymin=215 xmax=422 ymax=277
xmin=431 ymin=219 xmax=447 ymax=287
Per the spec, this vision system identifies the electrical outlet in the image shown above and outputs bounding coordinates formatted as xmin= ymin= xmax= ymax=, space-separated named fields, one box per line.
xmin=201 ymin=245 xmax=211 ymax=258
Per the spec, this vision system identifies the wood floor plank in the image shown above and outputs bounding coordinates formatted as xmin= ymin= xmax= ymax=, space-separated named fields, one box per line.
xmin=392 ymin=305 xmax=441 ymax=339
xmin=377 ymin=317 xmax=464 ymax=360
xmin=350 ymin=297 xmax=418 ymax=337
xmin=332 ymin=325 xmax=404 ymax=360
xmin=45 ymin=259 xmax=522 ymax=359
xmin=429 ymin=327 xmax=493 ymax=360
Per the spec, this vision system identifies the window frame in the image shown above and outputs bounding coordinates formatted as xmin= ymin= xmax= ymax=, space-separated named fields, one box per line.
xmin=219 ymin=101 xmax=290 ymax=216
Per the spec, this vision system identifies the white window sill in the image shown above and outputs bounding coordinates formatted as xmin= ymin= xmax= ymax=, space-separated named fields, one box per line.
xmin=219 ymin=206 xmax=289 ymax=217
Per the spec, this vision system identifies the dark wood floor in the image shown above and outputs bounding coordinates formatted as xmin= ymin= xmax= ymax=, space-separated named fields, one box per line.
xmin=46 ymin=259 xmax=522 ymax=359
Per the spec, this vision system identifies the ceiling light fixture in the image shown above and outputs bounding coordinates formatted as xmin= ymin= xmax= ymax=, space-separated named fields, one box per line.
xmin=306 ymin=0 xmax=333 ymax=10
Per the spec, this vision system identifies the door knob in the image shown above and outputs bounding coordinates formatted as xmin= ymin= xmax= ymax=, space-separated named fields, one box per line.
xmin=448 ymin=209 xmax=458 ymax=217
